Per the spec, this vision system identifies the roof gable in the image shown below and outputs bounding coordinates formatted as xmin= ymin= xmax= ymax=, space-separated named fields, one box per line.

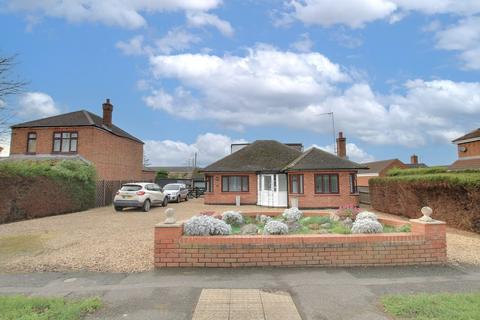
xmin=11 ymin=110 xmax=143 ymax=143
xmin=285 ymin=147 xmax=367 ymax=171
xmin=203 ymin=140 xmax=302 ymax=172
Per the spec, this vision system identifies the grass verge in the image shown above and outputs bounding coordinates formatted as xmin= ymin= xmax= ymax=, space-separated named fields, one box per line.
xmin=381 ymin=292 xmax=480 ymax=320
xmin=0 ymin=295 xmax=101 ymax=320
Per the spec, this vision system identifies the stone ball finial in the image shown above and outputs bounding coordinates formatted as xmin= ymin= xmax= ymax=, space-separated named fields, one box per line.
xmin=419 ymin=206 xmax=434 ymax=222
xmin=164 ymin=208 xmax=176 ymax=224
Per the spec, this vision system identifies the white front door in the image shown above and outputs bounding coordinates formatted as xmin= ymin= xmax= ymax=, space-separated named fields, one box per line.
xmin=258 ymin=174 xmax=288 ymax=207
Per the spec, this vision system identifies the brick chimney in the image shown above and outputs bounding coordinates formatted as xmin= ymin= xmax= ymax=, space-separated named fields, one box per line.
xmin=411 ymin=154 xmax=418 ymax=165
xmin=102 ymin=98 xmax=113 ymax=127
xmin=336 ymin=131 xmax=347 ymax=159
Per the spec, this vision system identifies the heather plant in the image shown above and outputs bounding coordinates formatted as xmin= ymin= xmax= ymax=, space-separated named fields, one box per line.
xmin=263 ymin=220 xmax=289 ymax=235
xmin=222 ymin=211 xmax=244 ymax=225
xmin=282 ymin=207 xmax=303 ymax=222
xmin=336 ymin=204 xmax=361 ymax=220
xmin=355 ymin=211 xmax=378 ymax=221
xmin=184 ymin=215 xmax=231 ymax=236
xmin=351 ymin=219 xmax=383 ymax=234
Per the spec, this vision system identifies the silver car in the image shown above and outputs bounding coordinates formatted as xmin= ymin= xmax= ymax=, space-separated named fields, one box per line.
xmin=163 ymin=183 xmax=189 ymax=203
xmin=114 ymin=183 xmax=168 ymax=212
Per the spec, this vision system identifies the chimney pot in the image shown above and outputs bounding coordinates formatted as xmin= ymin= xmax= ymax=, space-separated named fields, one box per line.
xmin=336 ymin=131 xmax=347 ymax=159
xmin=102 ymin=98 xmax=113 ymax=128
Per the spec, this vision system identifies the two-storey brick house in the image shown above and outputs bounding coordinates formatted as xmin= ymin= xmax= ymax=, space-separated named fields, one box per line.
xmin=8 ymin=99 xmax=144 ymax=180
xmin=449 ymin=128 xmax=480 ymax=170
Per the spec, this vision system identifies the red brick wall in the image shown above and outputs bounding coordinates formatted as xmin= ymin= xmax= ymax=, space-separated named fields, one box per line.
xmin=357 ymin=175 xmax=375 ymax=187
xmin=204 ymin=173 xmax=257 ymax=205
xmin=357 ymin=160 xmax=407 ymax=187
xmin=10 ymin=127 xmax=143 ymax=180
xmin=458 ymin=141 xmax=480 ymax=158
xmin=288 ymin=171 xmax=359 ymax=208
xmin=154 ymin=218 xmax=447 ymax=268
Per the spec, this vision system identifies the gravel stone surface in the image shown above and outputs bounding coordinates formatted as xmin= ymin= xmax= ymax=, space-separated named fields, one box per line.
xmin=0 ymin=200 xmax=478 ymax=273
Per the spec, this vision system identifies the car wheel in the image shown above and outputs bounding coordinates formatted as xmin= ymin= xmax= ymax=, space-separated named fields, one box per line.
xmin=185 ymin=196 xmax=188 ymax=201
xmin=114 ymin=206 xmax=123 ymax=212
xmin=162 ymin=197 xmax=168 ymax=207
xmin=176 ymin=196 xmax=181 ymax=203
xmin=142 ymin=199 xmax=151 ymax=212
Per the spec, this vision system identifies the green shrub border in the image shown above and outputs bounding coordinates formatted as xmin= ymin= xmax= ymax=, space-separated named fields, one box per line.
xmin=0 ymin=160 xmax=97 ymax=210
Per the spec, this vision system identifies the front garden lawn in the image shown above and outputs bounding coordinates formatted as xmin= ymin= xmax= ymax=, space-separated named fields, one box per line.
xmin=381 ymin=292 xmax=480 ymax=320
xmin=0 ymin=295 xmax=101 ymax=320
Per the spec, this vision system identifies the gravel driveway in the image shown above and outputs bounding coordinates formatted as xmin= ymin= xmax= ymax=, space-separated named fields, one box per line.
xmin=0 ymin=198 xmax=478 ymax=273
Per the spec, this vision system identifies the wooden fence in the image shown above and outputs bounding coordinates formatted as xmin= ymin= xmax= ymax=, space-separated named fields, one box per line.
xmin=358 ymin=186 xmax=371 ymax=205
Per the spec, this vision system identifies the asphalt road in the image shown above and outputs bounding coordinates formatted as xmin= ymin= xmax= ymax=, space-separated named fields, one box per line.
xmin=1 ymin=264 xmax=479 ymax=320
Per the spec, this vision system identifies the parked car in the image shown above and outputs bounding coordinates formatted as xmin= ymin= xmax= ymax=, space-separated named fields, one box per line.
xmin=113 ymin=183 xmax=167 ymax=212
xmin=163 ymin=183 xmax=189 ymax=203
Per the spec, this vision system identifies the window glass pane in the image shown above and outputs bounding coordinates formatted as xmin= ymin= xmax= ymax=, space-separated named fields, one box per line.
xmin=71 ymin=132 xmax=78 ymax=138
xmin=54 ymin=133 xmax=61 ymax=138
xmin=53 ymin=139 xmax=61 ymax=152
xmin=241 ymin=176 xmax=248 ymax=191
xmin=331 ymin=175 xmax=339 ymax=193
xmin=291 ymin=175 xmax=298 ymax=193
xmin=299 ymin=175 xmax=304 ymax=194
xmin=62 ymin=132 xmax=70 ymax=138
xmin=222 ymin=177 xmax=228 ymax=192
xmin=61 ymin=138 xmax=70 ymax=152
xmin=28 ymin=133 xmax=36 ymax=138
xmin=264 ymin=176 xmax=272 ymax=191
xmin=70 ymin=139 xmax=77 ymax=152
xmin=232 ymin=176 xmax=242 ymax=191
xmin=315 ymin=175 xmax=322 ymax=193
xmin=27 ymin=140 xmax=36 ymax=153
xmin=323 ymin=175 xmax=329 ymax=193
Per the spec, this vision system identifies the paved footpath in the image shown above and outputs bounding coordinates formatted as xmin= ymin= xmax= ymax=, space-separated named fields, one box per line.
xmin=0 ymin=265 xmax=479 ymax=320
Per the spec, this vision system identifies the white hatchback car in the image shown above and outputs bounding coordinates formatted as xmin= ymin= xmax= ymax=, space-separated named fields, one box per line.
xmin=113 ymin=182 xmax=168 ymax=212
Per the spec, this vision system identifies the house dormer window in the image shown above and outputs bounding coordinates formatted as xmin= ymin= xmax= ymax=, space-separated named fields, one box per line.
xmin=53 ymin=132 xmax=78 ymax=153
xmin=27 ymin=132 xmax=37 ymax=153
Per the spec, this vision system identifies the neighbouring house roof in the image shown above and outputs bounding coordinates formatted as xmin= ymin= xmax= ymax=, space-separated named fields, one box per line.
xmin=452 ymin=128 xmax=480 ymax=143
xmin=203 ymin=140 xmax=302 ymax=173
xmin=0 ymin=154 xmax=91 ymax=164
xmin=284 ymin=147 xmax=367 ymax=171
xmin=145 ymin=166 xmax=204 ymax=179
xmin=203 ymin=140 xmax=365 ymax=173
xmin=11 ymin=110 xmax=143 ymax=144
xmin=405 ymin=163 xmax=428 ymax=169
xmin=448 ymin=158 xmax=480 ymax=171
xmin=358 ymin=159 xmax=402 ymax=175
xmin=146 ymin=166 xmax=201 ymax=172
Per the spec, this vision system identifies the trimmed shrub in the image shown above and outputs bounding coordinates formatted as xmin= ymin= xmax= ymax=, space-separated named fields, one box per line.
xmin=355 ymin=211 xmax=378 ymax=221
xmin=282 ymin=207 xmax=303 ymax=222
xmin=222 ymin=211 xmax=244 ymax=225
xmin=264 ymin=220 xmax=289 ymax=235
xmin=184 ymin=215 xmax=231 ymax=236
xmin=351 ymin=219 xmax=383 ymax=234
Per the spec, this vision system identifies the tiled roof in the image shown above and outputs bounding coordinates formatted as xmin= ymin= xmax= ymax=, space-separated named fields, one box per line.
xmin=452 ymin=128 xmax=480 ymax=143
xmin=284 ymin=147 xmax=367 ymax=171
xmin=358 ymin=159 xmax=401 ymax=174
xmin=203 ymin=140 xmax=302 ymax=172
xmin=11 ymin=110 xmax=143 ymax=143
xmin=405 ymin=163 xmax=428 ymax=168
xmin=448 ymin=158 xmax=480 ymax=171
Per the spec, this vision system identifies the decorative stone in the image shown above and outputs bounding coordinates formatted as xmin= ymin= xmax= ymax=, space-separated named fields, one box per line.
xmin=419 ymin=206 xmax=435 ymax=222
xmin=240 ymin=224 xmax=258 ymax=235
xmin=308 ymin=223 xmax=320 ymax=230
xmin=164 ymin=208 xmax=176 ymax=224
xmin=320 ymin=222 xmax=331 ymax=229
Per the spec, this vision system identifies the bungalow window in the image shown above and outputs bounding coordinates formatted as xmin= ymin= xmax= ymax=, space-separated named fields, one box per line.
xmin=349 ymin=173 xmax=358 ymax=194
xmin=289 ymin=174 xmax=304 ymax=194
xmin=315 ymin=174 xmax=339 ymax=194
xmin=27 ymin=132 xmax=37 ymax=153
xmin=53 ymin=132 xmax=78 ymax=153
xmin=221 ymin=176 xmax=249 ymax=192
xmin=206 ymin=176 xmax=213 ymax=192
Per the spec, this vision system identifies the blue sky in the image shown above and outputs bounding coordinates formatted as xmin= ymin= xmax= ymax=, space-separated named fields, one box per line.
xmin=1 ymin=0 xmax=479 ymax=166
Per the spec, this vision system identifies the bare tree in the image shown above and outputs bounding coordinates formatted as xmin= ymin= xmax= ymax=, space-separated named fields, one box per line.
xmin=0 ymin=55 xmax=28 ymax=142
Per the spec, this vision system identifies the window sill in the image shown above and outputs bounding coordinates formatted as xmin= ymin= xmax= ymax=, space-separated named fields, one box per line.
xmin=51 ymin=152 xmax=78 ymax=154
xmin=313 ymin=193 xmax=341 ymax=197
xmin=221 ymin=191 xmax=251 ymax=193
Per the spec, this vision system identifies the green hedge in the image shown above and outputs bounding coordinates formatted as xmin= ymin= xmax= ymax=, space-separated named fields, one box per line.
xmin=376 ymin=168 xmax=480 ymax=188
xmin=0 ymin=160 xmax=96 ymax=210
xmin=386 ymin=166 xmax=448 ymax=177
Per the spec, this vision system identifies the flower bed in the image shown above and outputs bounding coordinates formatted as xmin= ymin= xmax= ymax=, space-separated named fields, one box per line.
xmin=154 ymin=209 xmax=447 ymax=268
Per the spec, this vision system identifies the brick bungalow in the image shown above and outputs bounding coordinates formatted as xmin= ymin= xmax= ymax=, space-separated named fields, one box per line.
xmin=7 ymin=99 xmax=145 ymax=180
xmin=357 ymin=159 xmax=407 ymax=187
xmin=202 ymin=133 xmax=366 ymax=209
xmin=449 ymin=128 xmax=480 ymax=170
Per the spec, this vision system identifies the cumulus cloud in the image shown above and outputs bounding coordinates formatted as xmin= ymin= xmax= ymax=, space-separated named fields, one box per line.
xmin=17 ymin=92 xmax=60 ymax=119
xmin=143 ymin=46 xmax=480 ymax=147
xmin=144 ymin=133 xmax=246 ymax=166
xmin=316 ymin=142 xmax=375 ymax=163
xmin=0 ymin=131 xmax=10 ymax=157
xmin=290 ymin=33 xmax=314 ymax=52
xmin=186 ymin=11 xmax=234 ymax=36
xmin=5 ymin=0 xmax=223 ymax=29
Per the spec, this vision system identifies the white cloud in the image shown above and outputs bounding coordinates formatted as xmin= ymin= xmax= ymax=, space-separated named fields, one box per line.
xmin=0 ymin=131 xmax=10 ymax=157
xmin=316 ymin=142 xmax=375 ymax=163
xmin=17 ymin=92 xmax=60 ymax=119
xmin=434 ymin=17 xmax=480 ymax=70
xmin=116 ymin=35 xmax=148 ymax=56
xmin=143 ymin=46 xmax=480 ymax=147
xmin=290 ymin=33 xmax=314 ymax=52
xmin=144 ymin=133 xmax=246 ymax=166
xmin=186 ymin=11 xmax=234 ymax=36
xmin=5 ymin=0 xmax=223 ymax=29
